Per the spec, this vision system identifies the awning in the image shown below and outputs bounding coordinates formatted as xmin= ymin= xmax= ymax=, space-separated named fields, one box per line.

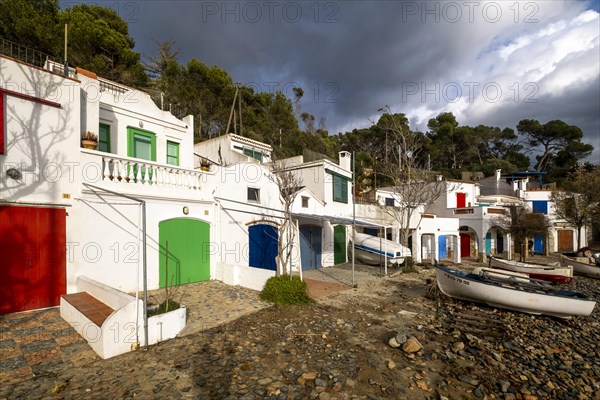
xmin=292 ymin=213 xmax=392 ymax=228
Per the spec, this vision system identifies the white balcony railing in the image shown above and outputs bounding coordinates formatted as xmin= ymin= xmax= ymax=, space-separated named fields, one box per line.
xmin=81 ymin=149 xmax=207 ymax=191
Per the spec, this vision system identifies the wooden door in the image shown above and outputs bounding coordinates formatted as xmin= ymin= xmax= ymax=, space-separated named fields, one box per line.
xmin=557 ymin=230 xmax=573 ymax=252
xmin=0 ymin=206 xmax=66 ymax=314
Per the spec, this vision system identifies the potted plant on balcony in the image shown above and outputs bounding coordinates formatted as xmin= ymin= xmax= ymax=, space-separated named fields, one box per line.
xmin=200 ymin=158 xmax=210 ymax=171
xmin=81 ymin=131 xmax=98 ymax=150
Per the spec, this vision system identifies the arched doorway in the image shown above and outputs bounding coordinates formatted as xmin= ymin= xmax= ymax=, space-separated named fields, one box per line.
xmin=159 ymin=218 xmax=211 ymax=288
xmin=248 ymin=224 xmax=278 ymax=271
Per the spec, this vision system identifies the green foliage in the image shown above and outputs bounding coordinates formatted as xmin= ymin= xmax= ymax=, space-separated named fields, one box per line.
xmin=0 ymin=0 xmax=60 ymax=56
xmin=260 ymin=275 xmax=313 ymax=305
xmin=0 ymin=0 xmax=146 ymax=87
xmin=517 ymin=119 xmax=593 ymax=180
xmin=149 ymin=300 xmax=181 ymax=317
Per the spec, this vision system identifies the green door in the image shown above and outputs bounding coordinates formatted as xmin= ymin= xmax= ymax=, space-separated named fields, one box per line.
xmin=334 ymin=225 xmax=346 ymax=265
xmin=159 ymin=218 xmax=210 ymax=287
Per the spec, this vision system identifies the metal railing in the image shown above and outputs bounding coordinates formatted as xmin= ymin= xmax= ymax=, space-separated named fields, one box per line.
xmin=0 ymin=37 xmax=57 ymax=68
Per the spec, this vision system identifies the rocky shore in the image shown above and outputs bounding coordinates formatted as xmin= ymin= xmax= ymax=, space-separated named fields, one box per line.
xmin=1 ymin=262 xmax=600 ymax=400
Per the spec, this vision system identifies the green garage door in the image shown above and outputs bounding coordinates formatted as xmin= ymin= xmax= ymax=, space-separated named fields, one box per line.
xmin=159 ymin=218 xmax=210 ymax=287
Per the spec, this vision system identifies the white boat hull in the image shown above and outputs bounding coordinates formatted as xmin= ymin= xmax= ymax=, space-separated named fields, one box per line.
xmin=435 ymin=263 xmax=595 ymax=318
xmin=352 ymin=233 xmax=411 ymax=265
xmin=560 ymin=256 xmax=600 ymax=279
xmin=489 ymin=257 xmax=573 ymax=284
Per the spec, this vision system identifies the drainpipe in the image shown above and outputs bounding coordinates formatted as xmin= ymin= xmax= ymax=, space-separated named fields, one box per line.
xmin=83 ymin=183 xmax=149 ymax=348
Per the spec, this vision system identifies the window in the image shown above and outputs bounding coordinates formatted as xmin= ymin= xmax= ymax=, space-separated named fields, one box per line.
xmin=532 ymin=200 xmax=548 ymax=214
xmin=234 ymin=145 xmax=263 ymax=162
xmin=301 ymin=196 xmax=309 ymax=208
xmin=127 ymin=128 xmax=156 ymax=161
xmin=385 ymin=197 xmax=395 ymax=206
xmin=98 ymin=123 xmax=110 ymax=152
xmin=166 ymin=141 xmax=179 ymax=166
xmin=332 ymin=174 xmax=348 ymax=203
xmin=248 ymin=187 xmax=260 ymax=202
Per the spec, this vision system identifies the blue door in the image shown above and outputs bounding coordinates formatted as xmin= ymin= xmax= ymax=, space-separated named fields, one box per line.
xmin=533 ymin=235 xmax=544 ymax=254
xmin=249 ymin=224 xmax=278 ymax=271
xmin=300 ymin=226 xmax=322 ymax=270
xmin=438 ymin=235 xmax=447 ymax=259
xmin=485 ymin=232 xmax=492 ymax=255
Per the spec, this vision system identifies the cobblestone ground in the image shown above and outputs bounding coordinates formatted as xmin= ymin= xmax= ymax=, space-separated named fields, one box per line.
xmin=1 ymin=257 xmax=600 ymax=400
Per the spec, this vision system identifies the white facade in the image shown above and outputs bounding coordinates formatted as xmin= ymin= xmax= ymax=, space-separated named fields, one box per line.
xmin=356 ymin=188 xmax=461 ymax=264
xmin=194 ymin=133 xmax=273 ymax=166
xmin=522 ymin=188 xmax=583 ymax=253
xmin=209 ymin=162 xmax=287 ymax=290
xmin=1 ymin=55 xmax=215 ymax=297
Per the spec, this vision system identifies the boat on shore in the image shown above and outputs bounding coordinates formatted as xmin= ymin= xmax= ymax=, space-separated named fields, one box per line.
xmin=489 ymin=256 xmax=573 ymax=284
xmin=351 ymin=233 xmax=411 ymax=266
xmin=559 ymin=255 xmax=600 ymax=279
xmin=434 ymin=261 xmax=596 ymax=318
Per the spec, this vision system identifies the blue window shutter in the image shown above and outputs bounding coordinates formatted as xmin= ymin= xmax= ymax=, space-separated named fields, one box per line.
xmin=532 ymin=201 xmax=548 ymax=214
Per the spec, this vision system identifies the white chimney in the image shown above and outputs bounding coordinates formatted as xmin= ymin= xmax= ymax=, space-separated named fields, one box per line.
xmin=495 ymin=169 xmax=502 ymax=182
xmin=339 ymin=151 xmax=351 ymax=171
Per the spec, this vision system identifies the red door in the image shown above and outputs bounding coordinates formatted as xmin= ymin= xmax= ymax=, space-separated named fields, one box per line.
xmin=456 ymin=193 xmax=466 ymax=208
xmin=0 ymin=206 xmax=66 ymax=314
xmin=460 ymin=233 xmax=471 ymax=258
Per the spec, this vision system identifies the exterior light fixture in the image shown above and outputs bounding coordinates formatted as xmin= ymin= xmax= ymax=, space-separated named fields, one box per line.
xmin=6 ymin=168 xmax=22 ymax=180
xmin=183 ymin=206 xmax=189 ymax=215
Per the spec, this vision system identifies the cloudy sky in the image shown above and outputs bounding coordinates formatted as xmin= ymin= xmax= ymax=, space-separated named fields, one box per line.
xmin=76 ymin=0 xmax=599 ymax=163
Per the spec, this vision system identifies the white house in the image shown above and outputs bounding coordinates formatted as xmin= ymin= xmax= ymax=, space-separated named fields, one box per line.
xmin=1 ymin=54 xmax=215 ymax=355
xmin=521 ymin=185 xmax=583 ymax=254
xmin=427 ymin=171 xmax=520 ymax=261
xmin=194 ymin=133 xmax=272 ymax=166
xmin=355 ymin=187 xmax=461 ymax=264
xmin=281 ymin=151 xmax=356 ymax=270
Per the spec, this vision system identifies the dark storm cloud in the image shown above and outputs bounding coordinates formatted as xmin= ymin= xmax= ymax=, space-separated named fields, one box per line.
xmin=87 ymin=0 xmax=598 ymax=162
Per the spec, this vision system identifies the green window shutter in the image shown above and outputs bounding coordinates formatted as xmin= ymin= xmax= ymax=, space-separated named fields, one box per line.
xmin=98 ymin=123 xmax=110 ymax=152
xmin=341 ymin=177 xmax=348 ymax=203
xmin=332 ymin=173 xmax=349 ymax=204
xmin=127 ymin=127 xmax=156 ymax=161
xmin=167 ymin=141 xmax=180 ymax=166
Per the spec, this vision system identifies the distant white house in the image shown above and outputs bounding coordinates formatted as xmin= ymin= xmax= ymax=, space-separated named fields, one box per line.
xmin=194 ymin=133 xmax=272 ymax=166
xmin=355 ymin=187 xmax=461 ymax=264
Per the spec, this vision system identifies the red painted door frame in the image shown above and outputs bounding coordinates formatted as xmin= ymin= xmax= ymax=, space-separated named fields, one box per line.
xmin=0 ymin=206 xmax=66 ymax=314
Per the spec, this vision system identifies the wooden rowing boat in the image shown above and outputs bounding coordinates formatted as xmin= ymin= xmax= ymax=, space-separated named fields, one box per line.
xmin=489 ymin=256 xmax=573 ymax=284
xmin=434 ymin=261 xmax=596 ymax=318
xmin=559 ymin=255 xmax=600 ymax=279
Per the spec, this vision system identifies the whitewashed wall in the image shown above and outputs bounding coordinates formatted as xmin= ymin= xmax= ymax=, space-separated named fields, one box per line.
xmin=210 ymin=162 xmax=288 ymax=289
xmin=1 ymin=56 xmax=80 ymax=205
xmin=78 ymin=74 xmax=194 ymax=169
xmin=67 ymin=191 xmax=215 ymax=293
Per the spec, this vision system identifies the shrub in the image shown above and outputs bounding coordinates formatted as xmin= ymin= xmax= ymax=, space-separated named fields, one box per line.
xmin=260 ymin=275 xmax=314 ymax=305
xmin=402 ymin=257 xmax=418 ymax=273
